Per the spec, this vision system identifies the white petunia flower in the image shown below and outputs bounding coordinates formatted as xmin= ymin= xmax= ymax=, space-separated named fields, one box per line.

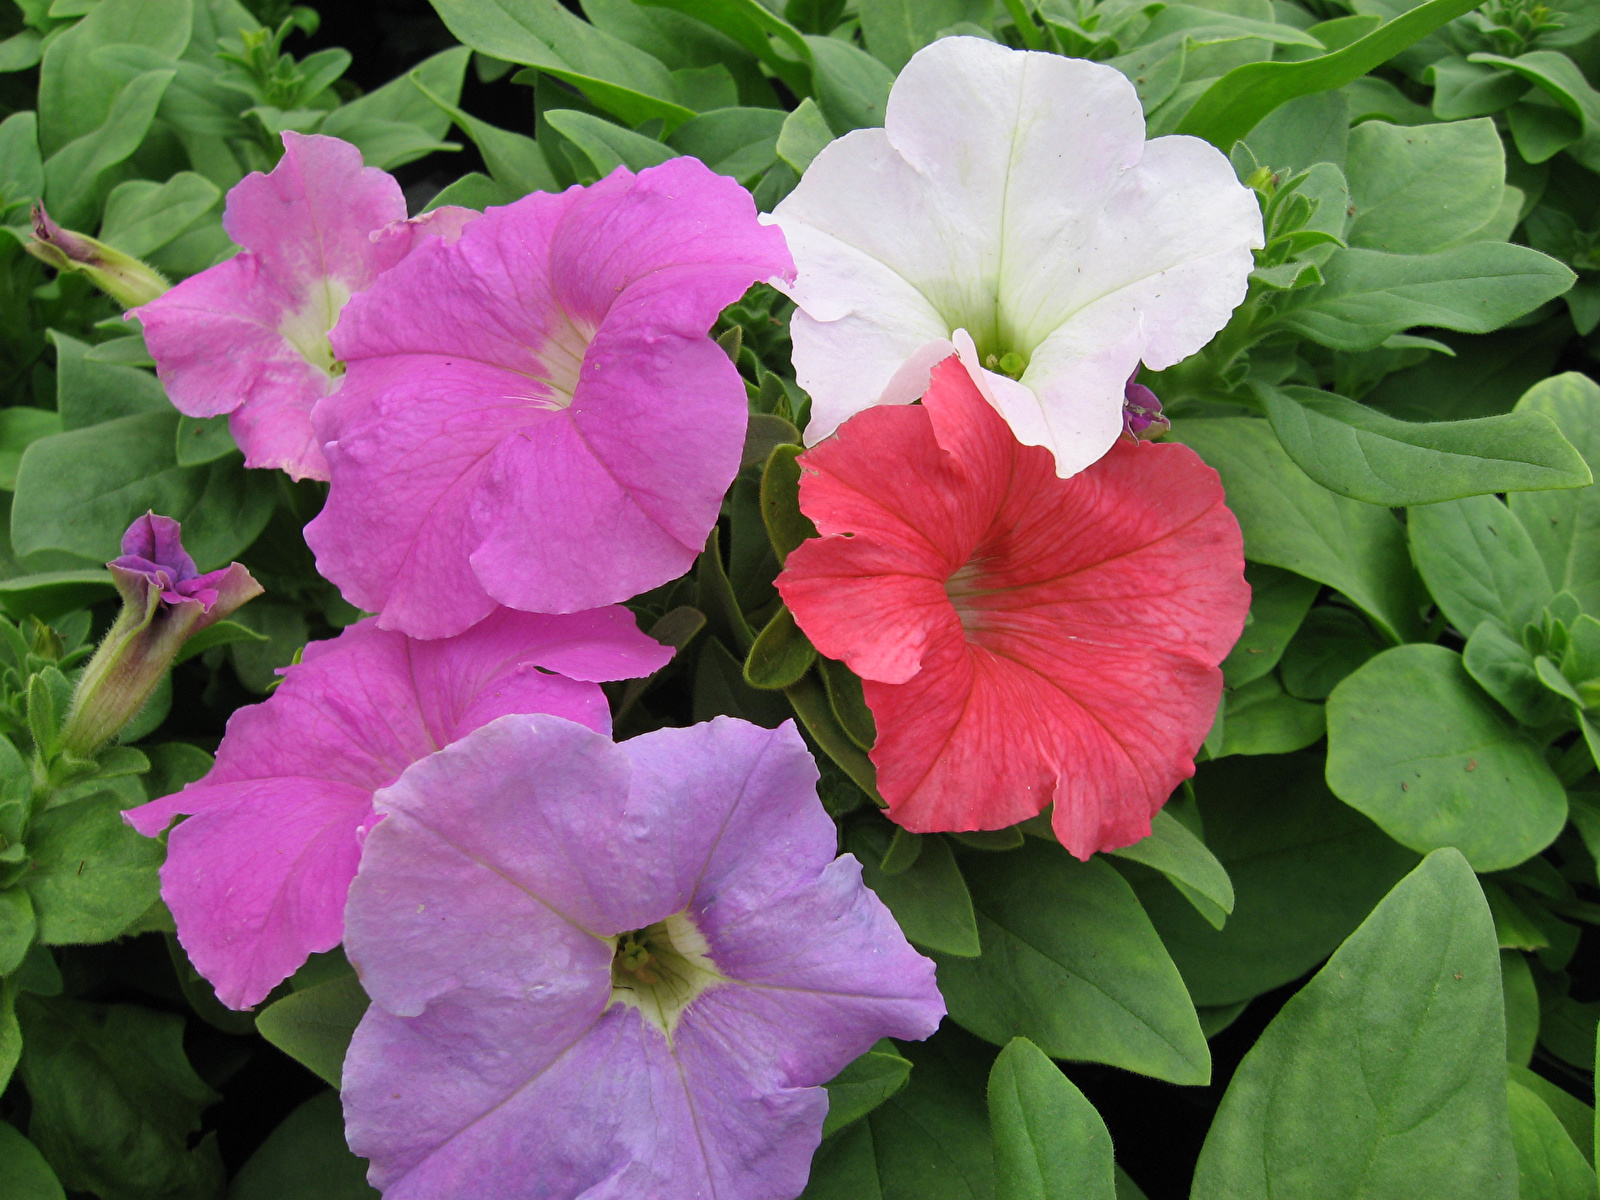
xmin=770 ymin=36 xmax=1264 ymax=478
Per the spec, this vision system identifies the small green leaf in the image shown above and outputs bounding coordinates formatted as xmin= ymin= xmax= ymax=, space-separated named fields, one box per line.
xmin=24 ymin=795 xmax=164 ymax=945
xmin=852 ymin=824 xmax=979 ymax=957
xmin=1409 ymin=495 xmax=1553 ymax=636
xmin=1218 ymin=674 xmax=1327 ymax=757
xmin=413 ymin=74 xmax=560 ymax=197
xmin=98 ymin=171 xmax=220 ymax=260
xmin=229 ymin=1092 xmax=378 ymax=1200
xmin=1343 ymin=117 xmax=1507 ymax=254
xmin=761 ymin=443 xmax=817 ymax=565
xmin=819 ymin=656 xmax=875 ymax=750
xmin=0 ymin=1120 xmax=65 ymax=1200
xmin=173 ymin=414 xmax=235 ymax=467
xmin=988 ymin=1037 xmax=1116 ymax=1200
xmin=1326 ymin=644 xmax=1568 ymax=871
xmin=1463 ymin=621 xmax=1568 ymax=727
xmin=1263 ymin=385 xmax=1590 ymax=506
xmin=1220 ymin=563 xmax=1320 ymax=689
xmin=1191 ymin=850 xmax=1516 ymax=1199
xmin=776 ymin=96 xmax=834 ymax=174
xmin=822 ymin=1039 xmax=912 ymax=1138
xmin=1508 ymin=1078 xmax=1599 ymax=1200
xmin=1108 ymin=809 xmax=1235 ymax=930
xmin=744 ymin=604 xmax=815 ymax=689
xmin=806 ymin=33 xmax=894 ymax=133
xmin=544 ymin=108 xmax=679 ymax=178
xmin=1509 ymin=374 xmax=1600 ymax=615
xmin=934 ymin=841 xmax=1210 ymax=1085
xmin=172 ymin=618 xmax=267 ymax=666
xmin=255 ymin=973 xmax=370 ymax=1088
xmin=0 ymin=888 xmax=35 ymax=976
xmin=786 ymin=669 xmax=883 ymax=802
xmin=1278 ymin=606 xmax=1383 ymax=700
xmin=0 ymin=409 xmax=62 ymax=492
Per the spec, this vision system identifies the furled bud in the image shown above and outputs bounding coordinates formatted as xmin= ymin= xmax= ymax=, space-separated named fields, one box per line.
xmin=26 ymin=203 xmax=170 ymax=308
xmin=59 ymin=514 xmax=261 ymax=757
xmin=1122 ymin=372 xmax=1170 ymax=442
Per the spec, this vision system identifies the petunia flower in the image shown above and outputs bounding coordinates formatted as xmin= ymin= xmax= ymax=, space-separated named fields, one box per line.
xmin=132 ymin=132 xmax=477 ymax=481
xmin=124 ymin=607 xmax=671 ymax=1009
xmin=63 ymin=514 xmax=261 ymax=757
xmin=770 ymin=36 xmax=1263 ymax=479
xmin=303 ymin=157 xmax=795 ymax=639
xmin=777 ymin=357 xmax=1249 ymax=858
xmin=341 ymin=713 xmax=943 ymax=1200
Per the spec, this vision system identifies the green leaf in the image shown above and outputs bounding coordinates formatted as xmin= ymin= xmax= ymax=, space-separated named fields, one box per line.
xmin=819 ymin=656 xmax=876 ymax=750
xmin=544 ymin=108 xmax=679 ymax=178
xmin=642 ymin=0 xmax=812 ymax=94
xmin=423 ymin=171 xmax=517 ymax=212
xmin=1270 ymin=243 xmax=1576 ymax=352
xmin=412 ymin=74 xmax=560 ymax=198
xmin=321 ymin=46 xmax=470 ymax=170
xmin=1279 ymin=605 xmax=1384 ymax=700
xmin=13 ymin=412 xmax=276 ymax=570
xmin=806 ymin=34 xmax=895 ymax=133
xmin=1504 ymin=953 xmax=1540 ymax=1066
xmin=1218 ymin=674 xmax=1327 ymax=756
xmin=98 ymin=171 xmax=219 ymax=259
xmin=1464 ymin=620 xmax=1568 ymax=727
xmin=1169 ymin=417 xmax=1425 ymax=643
xmin=172 ymin=618 xmax=267 ymax=666
xmin=430 ymin=0 xmax=695 ymax=129
xmin=18 ymin=994 xmax=224 ymax=1200
xmin=744 ymin=604 xmax=815 ymax=689
xmin=1175 ymin=0 xmax=1482 ymax=148
xmin=801 ymin=1034 xmax=995 ymax=1200
xmin=24 ymin=795 xmax=164 ymax=945
xmin=0 ymin=979 xmax=16 ymax=1095
xmin=776 ymin=95 xmax=834 ymax=174
xmin=932 ymin=841 xmax=1210 ymax=1085
xmin=988 ymin=1037 xmax=1114 ymax=1200
xmin=228 ymin=1091 xmax=378 ymax=1200
xmin=1344 ymin=117 xmax=1507 ymax=254
xmin=822 ymin=1039 xmax=912 ymax=1138
xmin=761 ymin=443 xmax=817 ymax=566
xmin=0 ymin=888 xmax=35 ymax=976
xmin=1191 ymin=849 xmax=1516 ymax=1199
xmin=0 ymin=1120 xmax=65 ymax=1200
xmin=851 ymin=824 xmax=979 ymax=957
xmin=0 ymin=408 xmax=63 ymax=491
xmin=1469 ymin=51 xmax=1600 ymax=174
xmin=173 ymin=413 xmax=236 ymax=467
xmin=1262 ymin=385 xmax=1590 ymax=506
xmin=1409 ymin=495 xmax=1553 ymax=636
xmin=1134 ymin=752 xmax=1419 ymax=1006
xmin=1326 ymin=644 xmax=1568 ymax=871
xmin=1509 ymin=374 xmax=1600 ymax=614
xmin=1508 ymin=1078 xmax=1599 ymax=1200
xmin=255 ymin=972 xmax=369 ymax=1088
xmin=0 ymin=571 xmax=115 ymax=623
xmin=856 ymin=0 xmax=992 ymax=72
xmin=692 ymin=634 xmax=794 ymax=726
xmin=1221 ymin=563 xmax=1320 ymax=688
xmin=42 ymin=69 xmax=176 ymax=230
xmin=36 ymin=0 xmax=190 ymax=157
xmin=50 ymin=331 xmax=167 ymax=431
xmin=0 ymin=112 xmax=42 ymax=219
xmin=666 ymin=106 xmax=785 ymax=182
xmin=1107 ymin=809 xmax=1234 ymax=930
xmin=1428 ymin=57 xmax=1529 ymax=120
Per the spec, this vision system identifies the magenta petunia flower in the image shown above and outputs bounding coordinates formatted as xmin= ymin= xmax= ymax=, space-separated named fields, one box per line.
xmin=303 ymin=158 xmax=795 ymax=639
xmin=341 ymin=714 xmax=943 ymax=1200
xmin=133 ymin=133 xmax=477 ymax=481
xmin=124 ymin=607 xmax=671 ymax=1009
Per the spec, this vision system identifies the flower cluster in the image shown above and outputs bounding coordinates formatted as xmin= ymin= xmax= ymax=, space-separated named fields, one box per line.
xmin=113 ymin=35 xmax=1257 ymax=1200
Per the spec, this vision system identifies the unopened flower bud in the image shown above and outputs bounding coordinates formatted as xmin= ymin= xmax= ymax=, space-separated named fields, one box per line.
xmin=1122 ymin=372 xmax=1170 ymax=442
xmin=26 ymin=204 xmax=170 ymax=308
xmin=60 ymin=514 xmax=261 ymax=757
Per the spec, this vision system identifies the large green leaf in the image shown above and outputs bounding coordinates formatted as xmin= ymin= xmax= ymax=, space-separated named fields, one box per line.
xmin=1270 ymin=243 xmax=1576 ymax=352
xmin=228 ymin=1092 xmax=378 ymax=1200
xmin=24 ymin=795 xmax=163 ymax=946
xmin=0 ymin=1120 xmax=64 ymax=1200
xmin=1133 ymin=753 xmax=1418 ymax=1007
xmin=1508 ymin=1079 xmax=1599 ymax=1200
xmin=1326 ymin=644 xmax=1568 ymax=871
xmin=822 ymin=1039 xmax=912 ymax=1138
xmin=987 ymin=1037 xmax=1115 ymax=1200
xmin=1263 ymin=385 xmax=1589 ymax=506
xmin=1170 ymin=418 xmax=1425 ymax=642
xmin=18 ymin=995 xmax=224 ymax=1200
xmin=806 ymin=34 xmax=894 ymax=133
xmin=1191 ymin=850 xmax=1517 ymax=1199
xmin=430 ymin=0 xmax=696 ymax=128
xmin=42 ymin=69 xmax=175 ymax=230
xmin=544 ymin=108 xmax=679 ymax=177
xmin=255 ymin=972 xmax=370 ymax=1088
xmin=1509 ymin=374 xmax=1600 ymax=614
xmin=1408 ymin=495 xmax=1553 ymax=636
xmin=50 ymin=332 xmax=168 ymax=432
xmin=320 ymin=46 xmax=470 ymax=170
xmin=1344 ymin=116 xmax=1507 ymax=253
xmin=13 ymin=412 xmax=275 ymax=570
xmin=932 ymin=842 xmax=1210 ymax=1085
xmin=801 ymin=1034 xmax=995 ymax=1200
xmin=1176 ymin=0 xmax=1482 ymax=148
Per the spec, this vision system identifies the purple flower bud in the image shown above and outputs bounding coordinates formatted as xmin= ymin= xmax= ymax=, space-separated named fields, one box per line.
xmin=26 ymin=203 xmax=169 ymax=309
xmin=61 ymin=514 xmax=261 ymax=757
xmin=1122 ymin=372 xmax=1170 ymax=442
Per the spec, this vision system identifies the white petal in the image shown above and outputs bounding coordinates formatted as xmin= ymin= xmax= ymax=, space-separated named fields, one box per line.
xmin=773 ymin=35 xmax=1262 ymax=476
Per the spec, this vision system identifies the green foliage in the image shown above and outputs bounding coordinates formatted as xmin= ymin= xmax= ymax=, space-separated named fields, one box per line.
xmin=987 ymin=1037 xmax=1116 ymax=1200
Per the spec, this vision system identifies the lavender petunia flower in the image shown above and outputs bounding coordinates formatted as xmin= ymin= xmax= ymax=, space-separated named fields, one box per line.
xmin=341 ymin=714 xmax=944 ymax=1200
xmin=132 ymin=133 xmax=477 ymax=481
xmin=124 ymin=607 xmax=671 ymax=1009
xmin=304 ymin=157 xmax=795 ymax=639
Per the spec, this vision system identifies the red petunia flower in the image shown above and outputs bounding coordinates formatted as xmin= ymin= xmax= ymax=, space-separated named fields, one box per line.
xmin=778 ymin=356 xmax=1249 ymax=858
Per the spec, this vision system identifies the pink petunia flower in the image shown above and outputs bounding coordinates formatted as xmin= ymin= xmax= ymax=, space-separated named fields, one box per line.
xmin=123 ymin=607 xmax=672 ymax=1009
xmin=303 ymin=157 xmax=795 ymax=639
xmin=777 ymin=356 xmax=1249 ymax=859
xmin=133 ymin=133 xmax=477 ymax=481
xmin=341 ymin=714 xmax=943 ymax=1199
